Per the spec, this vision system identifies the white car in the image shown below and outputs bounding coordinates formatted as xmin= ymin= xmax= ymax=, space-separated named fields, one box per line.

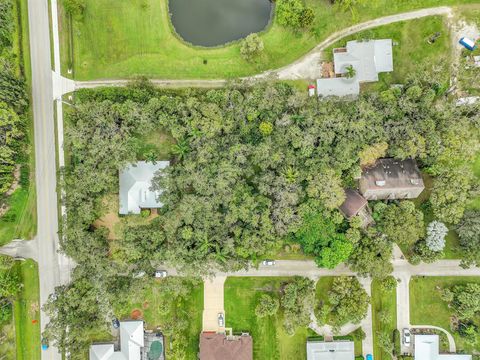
xmin=403 ymin=328 xmax=411 ymax=345
xmin=154 ymin=270 xmax=168 ymax=278
xmin=262 ymin=259 xmax=276 ymax=266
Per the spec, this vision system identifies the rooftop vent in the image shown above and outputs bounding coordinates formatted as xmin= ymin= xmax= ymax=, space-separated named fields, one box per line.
xmin=410 ymin=179 xmax=419 ymax=185
xmin=375 ymin=180 xmax=386 ymax=187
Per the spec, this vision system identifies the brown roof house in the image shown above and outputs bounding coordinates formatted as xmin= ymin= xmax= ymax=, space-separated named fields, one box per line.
xmin=359 ymin=158 xmax=425 ymax=200
xmin=199 ymin=332 xmax=252 ymax=360
xmin=339 ymin=189 xmax=373 ymax=227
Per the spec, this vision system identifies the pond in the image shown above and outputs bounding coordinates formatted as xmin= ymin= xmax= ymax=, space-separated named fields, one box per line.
xmin=169 ymin=0 xmax=272 ymax=47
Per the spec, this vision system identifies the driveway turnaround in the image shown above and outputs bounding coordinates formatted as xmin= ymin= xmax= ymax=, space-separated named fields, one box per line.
xmin=202 ymin=276 xmax=226 ymax=332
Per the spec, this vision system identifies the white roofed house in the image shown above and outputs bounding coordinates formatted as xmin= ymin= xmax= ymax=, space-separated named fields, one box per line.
xmin=119 ymin=161 xmax=169 ymax=215
xmin=89 ymin=321 xmax=144 ymax=360
xmin=317 ymin=39 xmax=393 ymax=98
xmin=306 ymin=340 xmax=354 ymax=360
xmin=414 ymin=335 xmax=471 ymax=360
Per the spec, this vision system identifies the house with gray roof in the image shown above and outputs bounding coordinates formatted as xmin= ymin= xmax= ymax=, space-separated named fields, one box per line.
xmin=339 ymin=189 xmax=373 ymax=227
xmin=317 ymin=39 xmax=393 ymax=98
xmin=359 ymin=158 xmax=424 ymax=200
xmin=306 ymin=340 xmax=354 ymax=360
xmin=119 ymin=161 xmax=169 ymax=215
xmin=90 ymin=321 xmax=144 ymax=360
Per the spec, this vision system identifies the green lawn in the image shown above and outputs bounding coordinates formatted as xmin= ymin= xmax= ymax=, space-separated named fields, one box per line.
xmin=0 ymin=167 xmax=37 ymax=245
xmin=133 ymin=129 xmax=176 ymax=161
xmin=60 ymin=0 xmax=480 ymax=80
xmin=326 ymin=15 xmax=451 ymax=90
xmin=13 ymin=260 xmax=41 ymax=360
xmin=225 ymin=277 xmax=317 ymax=360
xmin=457 ymin=6 xmax=480 ymax=95
xmin=468 ymin=153 xmax=480 ymax=210
xmin=410 ymin=276 xmax=480 ymax=353
xmin=371 ymin=280 xmax=397 ymax=360
xmin=112 ymin=278 xmax=203 ymax=360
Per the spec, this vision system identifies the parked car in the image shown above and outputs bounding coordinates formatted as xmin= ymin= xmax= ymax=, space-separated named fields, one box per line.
xmin=155 ymin=270 xmax=168 ymax=278
xmin=366 ymin=355 xmax=373 ymax=360
xmin=262 ymin=259 xmax=276 ymax=266
xmin=41 ymin=337 xmax=49 ymax=351
xmin=403 ymin=328 xmax=411 ymax=345
xmin=112 ymin=317 xmax=120 ymax=329
xmin=217 ymin=313 xmax=224 ymax=327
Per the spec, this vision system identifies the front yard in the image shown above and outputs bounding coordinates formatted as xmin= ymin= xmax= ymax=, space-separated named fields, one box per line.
xmin=410 ymin=276 xmax=480 ymax=353
xmin=224 ymin=277 xmax=317 ymax=360
xmin=371 ymin=279 xmax=397 ymax=360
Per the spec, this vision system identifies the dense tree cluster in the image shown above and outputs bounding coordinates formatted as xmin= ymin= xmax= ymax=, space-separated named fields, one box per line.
xmin=442 ymin=283 xmax=480 ymax=345
xmin=280 ymin=276 xmax=315 ymax=335
xmin=317 ymin=276 xmax=369 ymax=330
xmin=456 ymin=210 xmax=480 ymax=268
xmin=276 ymin=0 xmax=315 ymax=29
xmin=0 ymin=0 xmax=28 ymax=196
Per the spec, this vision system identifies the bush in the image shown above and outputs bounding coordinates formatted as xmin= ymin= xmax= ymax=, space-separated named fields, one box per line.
xmin=276 ymin=0 xmax=314 ymax=29
xmin=393 ymin=329 xmax=401 ymax=356
xmin=425 ymin=221 xmax=448 ymax=251
xmin=140 ymin=209 xmax=150 ymax=218
xmin=240 ymin=34 xmax=264 ymax=61
xmin=255 ymin=294 xmax=279 ymax=318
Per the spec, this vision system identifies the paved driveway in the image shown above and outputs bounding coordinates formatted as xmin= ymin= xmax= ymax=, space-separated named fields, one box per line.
xmin=202 ymin=276 xmax=226 ymax=332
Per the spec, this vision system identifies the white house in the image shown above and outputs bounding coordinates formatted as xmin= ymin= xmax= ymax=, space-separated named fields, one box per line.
xmin=89 ymin=321 xmax=144 ymax=360
xmin=119 ymin=161 xmax=169 ymax=215
xmin=306 ymin=340 xmax=354 ymax=360
xmin=414 ymin=335 xmax=471 ymax=360
xmin=317 ymin=39 xmax=393 ymax=98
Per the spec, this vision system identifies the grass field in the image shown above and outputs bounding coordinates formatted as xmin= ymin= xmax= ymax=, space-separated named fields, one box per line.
xmin=468 ymin=153 xmax=480 ymax=210
xmin=13 ymin=260 xmax=41 ymax=360
xmin=0 ymin=173 xmax=37 ymax=245
xmin=410 ymin=276 xmax=480 ymax=353
xmin=224 ymin=277 xmax=318 ymax=360
xmin=59 ymin=0 xmax=480 ymax=80
xmin=371 ymin=279 xmax=397 ymax=360
xmin=113 ymin=278 xmax=203 ymax=359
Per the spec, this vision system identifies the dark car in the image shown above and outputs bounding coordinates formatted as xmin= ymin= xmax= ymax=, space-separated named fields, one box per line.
xmin=112 ymin=317 xmax=120 ymax=329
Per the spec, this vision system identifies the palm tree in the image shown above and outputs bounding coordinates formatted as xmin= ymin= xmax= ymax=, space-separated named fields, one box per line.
xmin=345 ymin=65 xmax=357 ymax=79
xmin=171 ymin=139 xmax=190 ymax=160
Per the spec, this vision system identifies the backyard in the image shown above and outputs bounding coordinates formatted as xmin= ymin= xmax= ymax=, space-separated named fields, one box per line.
xmin=410 ymin=276 xmax=480 ymax=353
xmin=224 ymin=277 xmax=318 ymax=360
xmin=59 ymin=0 xmax=480 ymax=80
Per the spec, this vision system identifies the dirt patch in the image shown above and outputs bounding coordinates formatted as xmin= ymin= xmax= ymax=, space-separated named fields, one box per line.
xmin=131 ymin=309 xmax=143 ymax=320
xmin=142 ymin=301 xmax=150 ymax=309
xmin=93 ymin=196 xmax=121 ymax=240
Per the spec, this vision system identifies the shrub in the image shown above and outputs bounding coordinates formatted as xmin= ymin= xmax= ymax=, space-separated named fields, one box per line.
xmin=140 ymin=209 xmax=150 ymax=218
xmin=240 ymin=34 xmax=264 ymax=61
xmin=426 ymin=221 xmax=448 ymax=252
xmin=393 ymin=329 xmax=401 ymax=356
xmin=255 ymin=294 xmax=279 ymax=318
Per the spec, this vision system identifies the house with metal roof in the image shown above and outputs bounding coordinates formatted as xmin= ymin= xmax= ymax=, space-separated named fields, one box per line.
xmin=306 ymin=340 xmax=355 ymax=360
xmin=317 ymin=39 xmax=393 ymax=98
xmin=119 ymin=161 xmax=169 ymax=215
xmin=89 ymin=321 xmax=144 ymax=360
xmin=414 ymin=335 xmax=471 ymax=360
xmin=359 ymin=158 xmax=425 ymax=200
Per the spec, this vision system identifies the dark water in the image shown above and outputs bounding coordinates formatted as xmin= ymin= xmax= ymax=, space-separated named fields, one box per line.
xmin=169 ymin=0 xmax=272 ymax=47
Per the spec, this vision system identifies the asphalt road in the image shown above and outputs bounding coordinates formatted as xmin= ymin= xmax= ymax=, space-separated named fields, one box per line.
xmin=27 ymin=0 xmax=68 ymax=359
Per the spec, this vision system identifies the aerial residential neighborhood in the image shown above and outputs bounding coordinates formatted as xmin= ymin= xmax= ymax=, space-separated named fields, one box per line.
xmin=0 ymin=0 xmax=479 ymax=360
